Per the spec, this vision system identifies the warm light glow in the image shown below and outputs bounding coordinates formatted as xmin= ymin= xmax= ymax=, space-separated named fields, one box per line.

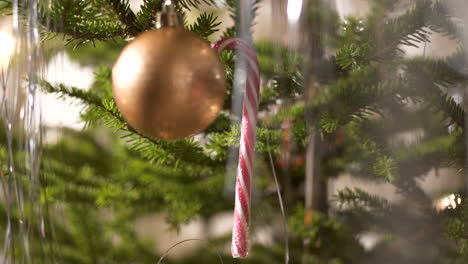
xmin=435 ymin=193 xmax=461 ymax=211
xmin=0 ymin=31 xmax=15 ymax=70
xmin=287 ymin=0 xmax=303 ymax=23
xmin=112 ymin=48 xmax=143 ymax=92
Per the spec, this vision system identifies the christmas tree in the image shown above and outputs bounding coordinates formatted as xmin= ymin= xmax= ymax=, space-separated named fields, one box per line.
xmin=1 ymin=0 xmax=468 ymax=263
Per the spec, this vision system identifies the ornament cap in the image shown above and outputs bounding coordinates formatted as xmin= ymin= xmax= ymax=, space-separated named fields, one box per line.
xmin=156 ymin=0 xmax=183 ymax=28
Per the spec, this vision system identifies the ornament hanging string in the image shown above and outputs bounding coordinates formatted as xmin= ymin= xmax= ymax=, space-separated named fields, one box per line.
xmin=267 ymin=134 xmax=290 ymax=264
xmin=156 ymin=238 xmax=224 ymax=264
xmin=213 ymin=37 xmax=260 ymax=259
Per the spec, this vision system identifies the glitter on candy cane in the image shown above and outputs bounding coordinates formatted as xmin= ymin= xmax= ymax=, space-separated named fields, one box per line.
xmin=213 ymin=37 xmax=260 ymax=258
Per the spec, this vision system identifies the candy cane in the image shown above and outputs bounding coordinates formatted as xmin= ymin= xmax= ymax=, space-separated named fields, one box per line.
xmin=213 ymin=37 xmax=260 ymax=258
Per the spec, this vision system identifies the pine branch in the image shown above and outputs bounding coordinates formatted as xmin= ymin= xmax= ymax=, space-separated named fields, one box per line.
xmin=138 ymin=0 xmax=222 ymax=32
xmin=41 ymin=81 xmax=102 ymax=105
xmin=335 ymin=187 xmax=390 ymax=212
xmin=255 ymin=41 xmax=303 ymax=108
xmin=42 ymin=80 xmax=216 ymax=167
xmin=403 ymin=58 xmax=467 ymax=127
xmin=336 ymin=42 xmax=374 ymax=71
xmin=0 ymin=0 xmax=12 ymax=13
xmin=178 ymin=0 xmax=217 ymax=9
xmin=376 ymin=0 xmax=459 ymax=58
xmin=206 ymin=126 xmax=282 ymax=161
xmin=102 ymin=0 xmax=141 ymax=35
xmin=41 ymin=126 xmax=226 ymax=219
xmin=310 ymin=66 xmax=404 ymax=134
xmin=394 ymin=135 xmax=456 ymax=162
xmin=136 ymin=0 xmax=160 ymax=31
xmin=225 ymin=0 xmax=262 ymax=33
xmin=187 ymin=12 xmax=221 ymax=40
xmin=343 ymin=122 xmax=437 ymax=203
xmin=436 ymin=93 xmax=465 ymax=127
xmin=403 ymin=57 xmax=468 ymax=87
xmin=269 ymin=103 xmax=306 ymax=125
xmin=43 ymin=22 xmax=125 ymax=45
xmin=39 ymin=0 xmax=126 ymax=43
xmin=348 ymin=130 xmax=399 ymax=183
xmin=220 ymin=26 xmax=235 ymax=39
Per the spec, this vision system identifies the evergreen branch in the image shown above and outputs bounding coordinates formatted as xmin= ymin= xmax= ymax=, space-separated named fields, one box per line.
xmin=42 ymin=80 xmax=215 ymax=167
xmin=41 ymin=126 xmax=228 ymax=228
xmin=403 ymin=58 xmax=467 ymax=127
xmin=255 ymin=41 xmax=304 ymax=108
xmin=187 ymin=12 xmax=221 ymax=40
xmin=436 ymin=93 xmax=465 ymax=127
xmin=335 ymin=187 xmax=390 ymax=212
xmin=394 ymin=135 xmax=456 ymax=162
xmin=347 ymin=126 xmax=399 ymax=183
xmin=311 ymin=66 xmax=404 ymax=134
xmin=220 ymin=26 xmax=235 ymax=39
xmin=376 ymin=0 xmax=459 ymax=58
xmin=136 ymin=0 xmax=235 ymax=39
xmin=98 ymin=100 xmax=215 ymax=167
xmin=0 ymin=0 xmax=12 ymax=13
xmin=178 ymin=0 xmax=217 ymax=9
xmin=225 ymin=0 xmax=262 ymax=32
xmin=38 ymin=0 xmax=127 ymax=43
xmin=344 ymin=123 xmax=436 ymax=203
xmin=42 ymin=80 xmax=149 ymax=137
xmin=41 ymin=81 xmax=102 ymax=105
xmin=136 ymin=0 xmax=160 ymax=31
xmin=336 ymin=43 xmax=374 ymax=71
xmin=269 ymin=103 xmax=306 ymax=126
xmin=102 ymin=0 xmax=140 ymax=35
xmin=44 ymin=160 xmax=107 ymax=190
xmin=43 ymin=19 xmax=126 ymax=43
xmin=206 ymin=126 xmax=282 ymax=161
xmin=446 ymin=216 xmax=466 ymax=241
xmin=403 ymin=57 xmax=468 ymax=87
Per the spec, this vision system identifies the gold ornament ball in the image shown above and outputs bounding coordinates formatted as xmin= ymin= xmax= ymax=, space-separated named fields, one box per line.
xmin=112 ymin=27 xmax=226 ymax=140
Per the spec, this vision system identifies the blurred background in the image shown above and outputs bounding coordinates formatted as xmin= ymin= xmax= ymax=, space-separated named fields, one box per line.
xmin=1 ymin=0 xmax=468 ymax=263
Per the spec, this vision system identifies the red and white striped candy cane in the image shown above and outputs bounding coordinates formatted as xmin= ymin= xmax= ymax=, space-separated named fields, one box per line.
xmin=213 ymin=37 xmax=260 ymax=258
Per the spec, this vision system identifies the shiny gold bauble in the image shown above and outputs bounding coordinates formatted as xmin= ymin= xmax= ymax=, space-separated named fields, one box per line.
xmin=112 ymin=27 xmax=226 ymax=140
